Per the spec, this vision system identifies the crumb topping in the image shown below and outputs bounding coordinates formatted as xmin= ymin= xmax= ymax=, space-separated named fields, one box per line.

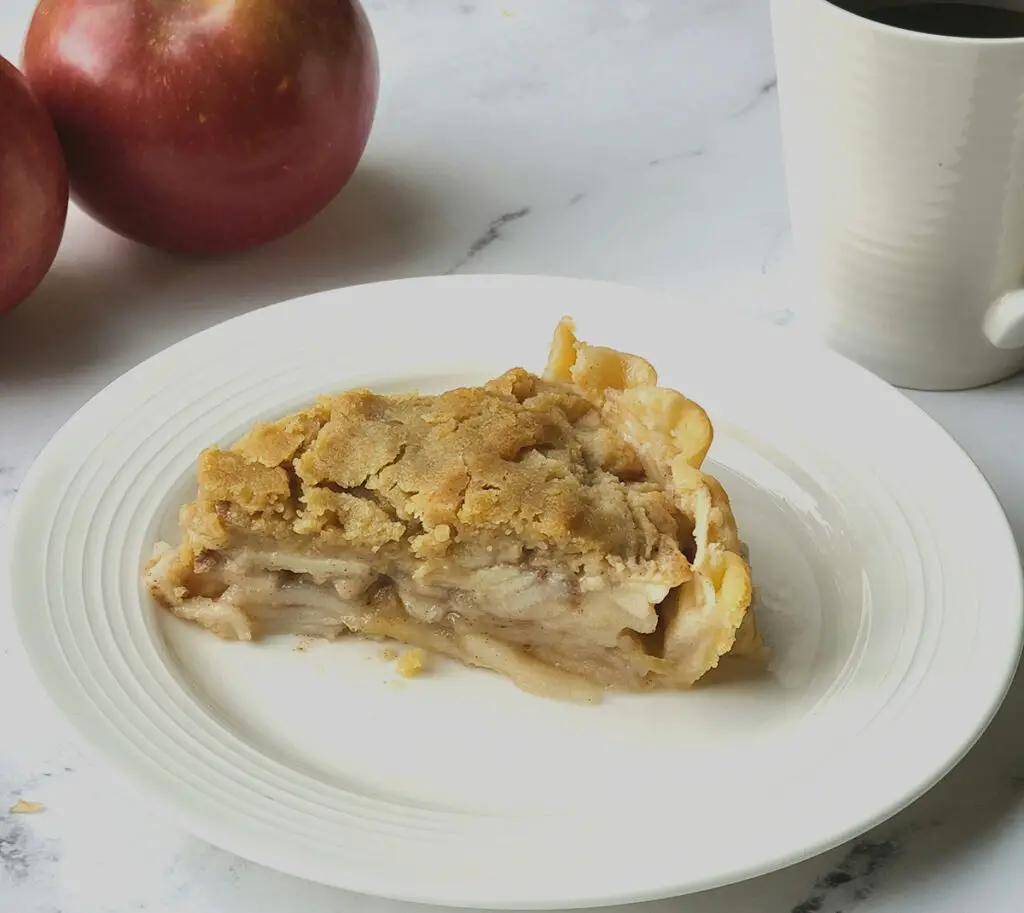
xmin=189 ymin=367 xmax=695 ymax=581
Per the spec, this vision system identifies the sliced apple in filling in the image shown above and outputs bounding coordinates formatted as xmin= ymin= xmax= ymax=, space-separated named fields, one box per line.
xmin=145 ymin=319 xmax=757 ymax=701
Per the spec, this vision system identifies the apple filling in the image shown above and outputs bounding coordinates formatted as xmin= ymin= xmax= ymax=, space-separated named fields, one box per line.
xmin=146 ymin=531 xmax=716 ymax=701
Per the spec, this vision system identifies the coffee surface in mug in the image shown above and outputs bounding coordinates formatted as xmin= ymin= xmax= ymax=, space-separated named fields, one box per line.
xmin=849 ymin=1 xmax=1024 ymax=36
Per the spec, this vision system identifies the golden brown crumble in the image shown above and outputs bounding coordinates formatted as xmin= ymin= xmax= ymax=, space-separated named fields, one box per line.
xmin=187 ymin=367 xmax=695 ymax=581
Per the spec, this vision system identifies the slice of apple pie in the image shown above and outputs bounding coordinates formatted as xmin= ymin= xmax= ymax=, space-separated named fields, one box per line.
xmin=145 ymin=319 xmax=757 ymax=701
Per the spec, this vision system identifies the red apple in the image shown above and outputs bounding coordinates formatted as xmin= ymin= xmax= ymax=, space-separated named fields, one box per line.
xmin=0 ymin=53 xmax=68 ymax=314
xmin=22 ymin=0 xmax=379 ymax=255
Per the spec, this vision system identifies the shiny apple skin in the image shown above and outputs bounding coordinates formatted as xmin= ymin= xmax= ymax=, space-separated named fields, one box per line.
xmin=0 ymin=54 xmax=69 ymax=314
xmin=22 ymin=0 xmax=379 ymax=255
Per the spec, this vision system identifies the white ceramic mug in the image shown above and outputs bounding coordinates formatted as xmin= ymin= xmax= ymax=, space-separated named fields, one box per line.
xmin=771 ymin=0 xmax=1024 ymax=390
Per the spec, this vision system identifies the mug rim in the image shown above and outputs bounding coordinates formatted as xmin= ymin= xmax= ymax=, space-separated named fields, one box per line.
xmin=812 ymin=0 xmax=1024 ymax=45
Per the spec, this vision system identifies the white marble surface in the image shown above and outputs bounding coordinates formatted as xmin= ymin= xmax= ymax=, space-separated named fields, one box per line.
xmin=2 ymin=1 xmax=1023 ymax=911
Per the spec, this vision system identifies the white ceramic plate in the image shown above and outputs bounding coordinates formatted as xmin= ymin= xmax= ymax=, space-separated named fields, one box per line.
xmin=9 ymin=275 xmax=1022 ymax=909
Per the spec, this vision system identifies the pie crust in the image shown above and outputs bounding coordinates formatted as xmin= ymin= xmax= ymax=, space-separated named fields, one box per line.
xmin=145 ymin=319 xmax=758 ymax=701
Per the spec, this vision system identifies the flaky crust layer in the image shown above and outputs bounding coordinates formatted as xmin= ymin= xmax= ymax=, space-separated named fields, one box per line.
xmin=542 ymin=319 xmax=754 ymax=679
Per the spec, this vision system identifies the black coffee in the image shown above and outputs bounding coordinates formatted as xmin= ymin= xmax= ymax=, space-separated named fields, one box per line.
xmin=859 ymin=1 xmax=1024 ymax=37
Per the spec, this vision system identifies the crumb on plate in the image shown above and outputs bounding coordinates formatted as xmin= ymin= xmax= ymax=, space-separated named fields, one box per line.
xmin=397 ymin=648 xmax=428 ymax=678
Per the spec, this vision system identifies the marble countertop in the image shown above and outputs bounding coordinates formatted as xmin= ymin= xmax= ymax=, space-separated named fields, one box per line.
xmin=2 ymin=1 xmax=1024 ymax=911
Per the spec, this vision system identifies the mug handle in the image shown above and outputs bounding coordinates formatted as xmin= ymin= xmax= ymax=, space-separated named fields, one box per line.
xmin=984 ymin=290 xmax=1024 ymax=349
